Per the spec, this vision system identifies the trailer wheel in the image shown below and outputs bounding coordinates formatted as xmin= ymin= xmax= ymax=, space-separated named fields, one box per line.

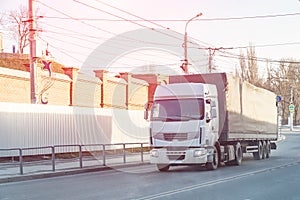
xmin=262 ymin=141 xmax=267 ymax=159
xmin=253 ymin=141 xmax=263 ymax=160
xmin=206 ymin=146 xmax=219 ymax=170
xmin=266 ymin=141 xmax=271 ymax=159
xmin=157 ymin=164 xmax=169 ymax=172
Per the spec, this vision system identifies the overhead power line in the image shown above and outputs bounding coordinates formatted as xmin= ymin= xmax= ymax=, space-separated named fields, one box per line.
xmin=197 ymin=42 xmax=300 ymax=50
xmin=37 ymin=1 xmax=121 ymax=38
xmin=94 ymin=0 xmax=170 ymax=30
xmin=72 ymin=0 xmax=155 ymax=30
xmin=72 ymin=0 xmax=185 ymax=43
xmin=38 ymin=1 xmax=189 ymax=49
xmin=218 ymin=51 xmax=300 ymax=64
xmin=197 ymin=12 xmax=300 ymax=21
xmin=42 ymin=12 xmax=300 ymax=22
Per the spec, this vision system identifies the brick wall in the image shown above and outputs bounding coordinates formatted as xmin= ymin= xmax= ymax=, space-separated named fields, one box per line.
xmin=0 ymin=66 xmax=72 ymax=105
xmin=38 ymin=72 xmax=71 ymax=106
xmin=64 ymin=68 xmax=102 ymax=107
xmin=120 ymin=72 xmax=149 ymax=110
xmin=0 ymin=67 xmax=30 ymax=103
xmin=95 ymin=70 xmax=127 ymax=109
xmin=0 ymin=66 xmax=150 ymax=110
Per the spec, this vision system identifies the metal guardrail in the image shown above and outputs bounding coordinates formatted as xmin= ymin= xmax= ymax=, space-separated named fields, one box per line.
xmin=0 ymin=142 xmax=148 ymax=175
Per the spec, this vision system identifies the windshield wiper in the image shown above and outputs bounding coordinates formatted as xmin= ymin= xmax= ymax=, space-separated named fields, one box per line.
xmin=152 ymin=115 xmax=200 ymax=121
xmin=180 ymin=115 xmax=201 ymax=120
xmin=152 ymin=116 xmax=181 ymax=121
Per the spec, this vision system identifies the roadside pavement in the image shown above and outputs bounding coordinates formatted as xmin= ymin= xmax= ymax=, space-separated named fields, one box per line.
xmin=279 ymin=125 xmax=300 ymax=134
xmin=0 ymin=153 xmax=150 ymax=184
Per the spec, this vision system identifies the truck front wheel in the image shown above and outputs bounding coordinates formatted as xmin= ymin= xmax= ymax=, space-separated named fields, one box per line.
xmin=206 ymin=146 xmax=219 ymax=170
xmin=157 ymin=164 xmax=169 ymax=172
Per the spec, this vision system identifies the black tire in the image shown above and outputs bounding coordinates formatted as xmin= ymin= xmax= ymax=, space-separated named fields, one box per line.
xmin=233 ymin=142 xmax=243 ymax=166
xmin=266 ymin=141 xmax=271 ymax=159
xmin=157 ymin=164 xmax=169 ymax=172
xmin=262 ymin=141 xmax=267 ymax=159
xmin=253 ymin=141 xmax=263 ymax=160
xmin=206 ymin=146 xmax=219 ymax=170
xmin=225 ymin=143 xmax=243 ymax=166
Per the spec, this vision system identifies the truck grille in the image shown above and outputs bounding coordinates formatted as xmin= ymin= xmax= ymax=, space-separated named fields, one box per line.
xmin=153 ymin=132 xmax=199 ymax=141
xmin=167 ymin=151 xmax=186 ymax=160
xmin=164 ymin=133 xmax=187 ymax=141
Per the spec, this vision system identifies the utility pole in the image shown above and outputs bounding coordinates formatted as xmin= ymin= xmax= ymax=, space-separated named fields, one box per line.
xmin=290 ymin=86 xmax=294 ymax=131
xmin=206 ymin=47 xmax=233 ymax=73
xmin=208 ymin=48 xmax=216 ymax=73
xmin=28 ymin=0 xmax=37 ymax=104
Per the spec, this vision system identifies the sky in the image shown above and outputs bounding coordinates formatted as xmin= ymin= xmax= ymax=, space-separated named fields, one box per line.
xmin=0 ymin=0 xmax=299 ymax=75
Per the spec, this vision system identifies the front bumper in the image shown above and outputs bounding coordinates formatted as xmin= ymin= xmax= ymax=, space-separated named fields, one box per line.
xmin=150 ymin=148 xmax=209 ymax=165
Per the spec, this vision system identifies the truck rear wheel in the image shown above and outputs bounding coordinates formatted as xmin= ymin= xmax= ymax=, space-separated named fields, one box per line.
xmin=262 ymin=141 xmax=267 ymax=159
xmin=266 ymin=141 xmax=271 ymax=158
xmin=253 ymin=141 xmax=263 ymax=160
xmin=206 ymin=146 xmax=219 ymax=170
xmin=157 ymin=164 xmax=169 ymax=172
xmin=225 ymin=142 xmax=243 ymax=166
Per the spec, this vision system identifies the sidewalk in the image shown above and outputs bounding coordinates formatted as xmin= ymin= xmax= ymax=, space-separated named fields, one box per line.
xmin=0 ymin=153 xmax=150 ymax=184
xmin=279 ymin=125 xmax=300 ymax=133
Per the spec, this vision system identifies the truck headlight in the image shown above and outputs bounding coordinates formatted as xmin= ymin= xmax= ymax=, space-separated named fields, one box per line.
xmin=193 ymin=149 xmax=206 ymax=157
xmin=150 ymin=149 xmax=159 ymax=157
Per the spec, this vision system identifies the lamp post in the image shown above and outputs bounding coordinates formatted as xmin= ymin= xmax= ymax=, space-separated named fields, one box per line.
xmin=183 ymin=13 xmax=202 ymax=74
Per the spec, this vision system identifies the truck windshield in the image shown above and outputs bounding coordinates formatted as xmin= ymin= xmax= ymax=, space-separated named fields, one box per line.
xmin=151 ymin=98 xmax=204 ymax=121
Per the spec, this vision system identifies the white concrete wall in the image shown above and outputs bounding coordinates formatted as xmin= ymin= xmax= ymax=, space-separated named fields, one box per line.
xmin=0 ymin=102 xmax=149 ymax=156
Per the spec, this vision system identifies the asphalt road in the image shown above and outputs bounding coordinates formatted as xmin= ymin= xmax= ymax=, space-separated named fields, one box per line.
xmin=1 ymin=134 xmax=300 ymax=200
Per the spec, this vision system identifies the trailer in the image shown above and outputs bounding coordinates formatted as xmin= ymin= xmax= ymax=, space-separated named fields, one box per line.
xmin=146 ymin=73 xmax=278 ymax=171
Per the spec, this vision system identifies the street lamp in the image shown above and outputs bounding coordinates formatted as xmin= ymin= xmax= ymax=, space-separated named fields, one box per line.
xmin=182 ymin=13 xmax=202 ymax=74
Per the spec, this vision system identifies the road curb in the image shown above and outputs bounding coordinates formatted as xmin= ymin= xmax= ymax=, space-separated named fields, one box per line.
xmin=0 ymin=162 xmax=150 ymax=184
xmin=276 ymin=135 xmax=286 ymax=143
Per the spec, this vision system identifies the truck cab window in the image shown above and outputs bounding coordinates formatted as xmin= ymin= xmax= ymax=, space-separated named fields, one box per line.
xmin=151 ymin=98 xmax=204 ymax=121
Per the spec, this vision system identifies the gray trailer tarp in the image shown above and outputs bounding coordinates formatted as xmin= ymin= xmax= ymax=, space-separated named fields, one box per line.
xmin=170 ymin=73 xmax=277 ymax=142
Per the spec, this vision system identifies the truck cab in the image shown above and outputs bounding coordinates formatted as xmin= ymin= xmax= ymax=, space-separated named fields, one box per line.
xmin=147 ymin=83 xmax=219 ymax=171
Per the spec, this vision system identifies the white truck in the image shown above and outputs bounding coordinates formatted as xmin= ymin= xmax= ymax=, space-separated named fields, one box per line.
xmin=145 ymin=73 xmax=278 ymax=171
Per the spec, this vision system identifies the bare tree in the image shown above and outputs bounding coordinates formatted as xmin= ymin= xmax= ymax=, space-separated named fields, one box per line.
xmin=247 ymin=45 xmax=260 ymax=85
xmin=267 ymin=59 xmax=300 ymax=125
xmin=238 ymin=45 xmax=262 ymax=86
xmin=239 ymin=51 xmax=247 ymax=81
xmin=9 ymin=5 xmax=30 ymax=54
xmin=0 ymin=5 xmax=37 ymax=54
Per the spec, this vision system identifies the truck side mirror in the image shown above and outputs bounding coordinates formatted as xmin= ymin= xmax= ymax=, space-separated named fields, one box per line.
xmin=211 ymin=108 xmax=217 ymax=118
xmin=211 ymin=100 xmax=216 ymax=107
xmin=144 ymin=102 xmax=149 ymax=110
xmin=206 ymin=109 xmax=217 ymax=123
xmin=144 ymin=110 xmax=149 ymax=120
xmin=144 ymin=102 xmax=149 ymax=120
xmin=206 ymin=112 xmax=211 ymax=123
